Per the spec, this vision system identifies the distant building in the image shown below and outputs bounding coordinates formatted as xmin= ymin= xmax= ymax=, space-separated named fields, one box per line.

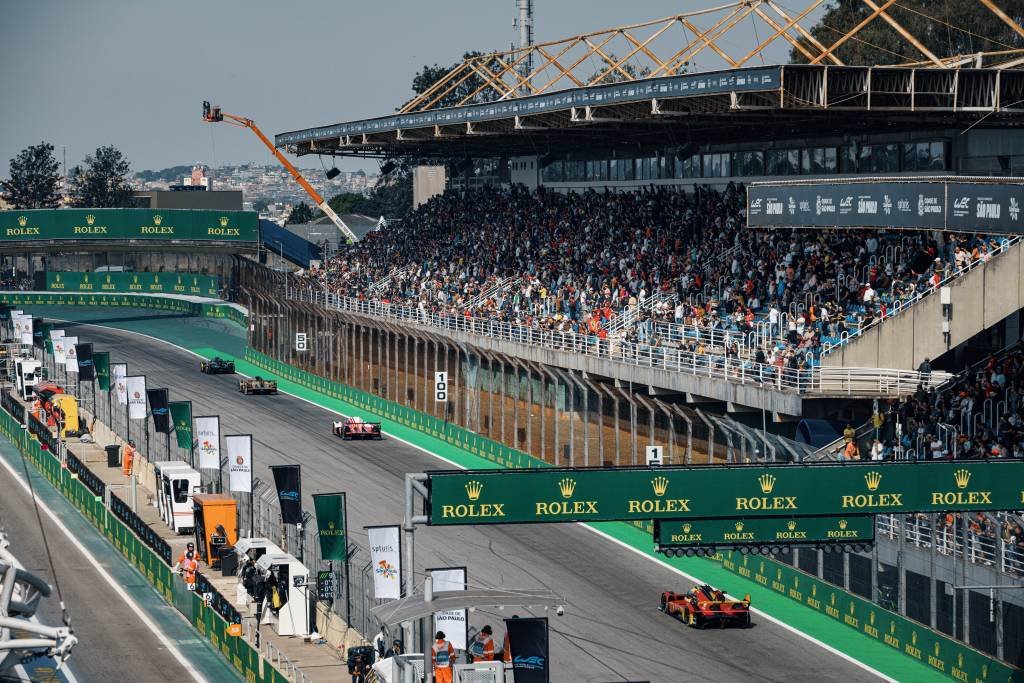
xmin=182 ymin=163 xmax=211 ymax=189
xmin=131 ymin=189 xmax=242 ymax=210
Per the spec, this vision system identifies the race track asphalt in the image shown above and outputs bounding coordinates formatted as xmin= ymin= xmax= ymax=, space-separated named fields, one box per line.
xmin=0 ymin=440 xmax=197 ymax=683
xmin=55 ymin=320 xmax=879 ymax=683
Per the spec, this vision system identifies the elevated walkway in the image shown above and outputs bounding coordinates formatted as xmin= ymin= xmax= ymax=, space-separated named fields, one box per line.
xmin=823 ymin=237 xmax=1024 ymax=371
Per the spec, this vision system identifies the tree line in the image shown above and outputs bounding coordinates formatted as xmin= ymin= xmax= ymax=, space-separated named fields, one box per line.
xmin=1 ymin=142 xmax=134 ymax=209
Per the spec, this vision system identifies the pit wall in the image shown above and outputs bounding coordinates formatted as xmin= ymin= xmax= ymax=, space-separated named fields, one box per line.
xmin=15 ymin=292 xmax=1020 ymax=682
xmin=0 ymin=396 xmax=288 ymax=683
xmin=717 ymin=551 xmax=1019 ymax=682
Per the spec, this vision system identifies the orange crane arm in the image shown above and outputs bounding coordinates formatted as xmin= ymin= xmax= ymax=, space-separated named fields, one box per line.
xmin=202 ymin=101 xmax=357 ymax=243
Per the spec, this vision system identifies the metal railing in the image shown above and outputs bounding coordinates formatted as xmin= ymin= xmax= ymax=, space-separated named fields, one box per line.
xmin=606 ymin=291 xmax=676 ymax=332
xmin=289 ymin=286 xmax=949 ymax=397
xmin=464 ymin=276 xmax=520 ymax=310
xmin=822 ymin=234 xmax=1023 ymax=356
xmin=876 ymin=513 xmax=1024 ymax=577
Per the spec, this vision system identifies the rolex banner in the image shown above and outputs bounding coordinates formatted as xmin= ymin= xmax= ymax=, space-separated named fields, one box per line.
xmin=94 ymin=352 xmax=110 ymax=391
xmin=430 ymin=567 xmax=467 ymax=651
xmin=271 ymin=464 xmax=302 ymax=525
xmin=146 ymin=388 xmax=170 ymax=433
xmin=170 ymin=401 xmax=193 ymax=450
xmin=313 ymin=493 xmax=347 ymax=561
xmin=75 ymin=343 xmax=95 ymax=381
xmin=112 ymin=363 xmax=128 ymax=405
xmin=194 ymin=416 xmax=220 ymax=470
xmin=504 ymin=617 xmax=549 ymax=683
xmin=226 ymin=434 xmax=252 ymax=493
xmin=366 ymin=525 xmax=402 ymax=600
xmin=63 ymin=337 xmax=79 ymax=373
xmin=126 ymin=375 xmax=147 ymax=419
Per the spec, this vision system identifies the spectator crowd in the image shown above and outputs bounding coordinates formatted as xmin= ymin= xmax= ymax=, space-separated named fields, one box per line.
xmin=300 ymin=184 xmax=1008 ymax=372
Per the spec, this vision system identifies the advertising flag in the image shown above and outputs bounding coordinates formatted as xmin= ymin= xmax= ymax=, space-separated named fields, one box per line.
xmin=14 ymin=314 xmax=32 ymax=345
xmin=225 ymin=434 xmax=252 ymax=493
xmin=313 ymin=493 xmax=347 ymax=561
xmin=194 ymin=416 xmax=220 ymax=470
xmin=94 ymin=352 xmax=110 ymax=391
xmin=366 ymin=525 xmax=402 ymax=600
xmin=146 ymin=388 xmax=171 ymax=433
xmin=270 ymin=464 xmax=302 ymax=525
xmin=48 ymin=328 xmax=64 ymax=355
xmin=126 ymin=375 xmax=147 ymax=419
xmin=170 ymin=401 xmax=193 ymax=450
xmin=32 ymin=319 xmax=44 ymax=349
xmin=63 ymin=336 xmax=79 ymax=373
xmin=76 ymin=343 xmax=95 ymax=381
xmin=504 ymin=618 xmax=550 ymax=683
xmin=53 ymin=333 xmax=69 ymax=366
xmin=430 ymin=567 xmax=468 ymax=651
xmin=112 ymin=363 xmax=128 ymax=405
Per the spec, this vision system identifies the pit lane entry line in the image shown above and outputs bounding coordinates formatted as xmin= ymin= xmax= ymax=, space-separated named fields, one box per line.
xmin=0 ymin=447 xmax=209 ymax=683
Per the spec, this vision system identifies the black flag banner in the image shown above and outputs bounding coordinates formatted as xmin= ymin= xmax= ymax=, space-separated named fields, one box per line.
xmin=146 ymin=388 xmax=171 ymax=433
xmin=75 ymin=343 xmax=95 ymax=381
xmin=504 ymin=617 xmax=549 ymax=683
xmin=271 ymin=464 xmax=302 ymax=525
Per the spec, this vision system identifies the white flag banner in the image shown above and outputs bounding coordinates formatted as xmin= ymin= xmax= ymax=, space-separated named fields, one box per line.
xmin=112 ymin=364 xmax=128 ymax=405
xmin=16 ymin=315 xmax=32 ymax=345
xmin=63 ymin=337 xmax=79 ymax=373
xmin=430 ymin=567 xmax=467 ymax=650
xmin=53 ymin=333 xmax=69 ymax=365
xmin=194 ymin=416 xmax=221 ymax=470
xmin=126 ymin=375 xmax=147 ymax=419
xmin=225 ymin=434 xmax=252 ymax=493
xmin=367 ymin=525 xmax=402 ymax=600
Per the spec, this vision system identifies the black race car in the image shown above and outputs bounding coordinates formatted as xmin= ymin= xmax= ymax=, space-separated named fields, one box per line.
xmin=200 ymin=357 xmax=235 ymax=374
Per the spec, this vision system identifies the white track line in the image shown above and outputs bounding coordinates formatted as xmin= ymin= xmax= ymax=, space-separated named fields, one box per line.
xmin=59 ymin=317 xmax=891 ymax=680
xmin=0 ymin=449 xmax=209 ymax=683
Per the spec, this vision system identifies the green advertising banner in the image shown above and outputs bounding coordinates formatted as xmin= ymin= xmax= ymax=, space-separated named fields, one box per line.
xmin=45 ymin=271 xmax=221 ymax=297
xmin=718 ymin=552 xmax=1020 ymax=682
xmin=169 ymin=401 xmax=194 ymax=450
xmin=313 ymin=493 xmax=347 ymax=561
xmin=654 ymin=515 xmax=875 ymax=549
xmin=94 ymin=352 xmax=110 ymax=391
xmin=0 ymin=209 xmax=257 ymax=243
xmin=426 ymin=461 xmax=1024 ymax=525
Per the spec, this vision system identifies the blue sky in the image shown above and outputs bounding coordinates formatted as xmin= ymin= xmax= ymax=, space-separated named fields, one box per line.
xmin=0 ymin=0 xmax=821 ymax=173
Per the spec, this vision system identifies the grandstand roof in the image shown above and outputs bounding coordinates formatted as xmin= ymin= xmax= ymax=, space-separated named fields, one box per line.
xmin=276 ymin=64 xmax=1024 ymax=159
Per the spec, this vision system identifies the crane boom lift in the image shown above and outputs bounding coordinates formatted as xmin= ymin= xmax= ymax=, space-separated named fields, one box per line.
xmin=201 ymin=101 xmax=358 ymax=243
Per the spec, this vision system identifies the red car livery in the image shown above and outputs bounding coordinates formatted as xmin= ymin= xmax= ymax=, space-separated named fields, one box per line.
xmin=333 ymin=417 xmax=383 ymax=440
xmin=660 ymin=584 xmax=751 ymax=628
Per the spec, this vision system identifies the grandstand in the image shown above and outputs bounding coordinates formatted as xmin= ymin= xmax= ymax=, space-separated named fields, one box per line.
xmin=244 ymin=2 xmax=1024 ymax=670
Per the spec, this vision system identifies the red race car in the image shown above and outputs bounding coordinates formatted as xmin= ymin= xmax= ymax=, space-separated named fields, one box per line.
xmin=332 ymin=417 xmax=383 ymax=440
xmin=660 ymin=584 xmax=751 ymax=629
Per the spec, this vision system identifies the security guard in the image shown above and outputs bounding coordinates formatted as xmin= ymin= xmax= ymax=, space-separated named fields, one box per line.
xmin=122 ymin=439 xmax=136 ymax=476
xmin=432 ymin=630 xmax=456 ymax=683
xmin=467 ymin=625 xmax=495 ymax=662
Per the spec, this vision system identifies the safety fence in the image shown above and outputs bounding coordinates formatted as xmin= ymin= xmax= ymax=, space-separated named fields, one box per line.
xmin=0 ymin=392 xmax=290 ymax=683
xmin=66 ymin=451 xmax=106 ymax=499
xmin=717 ymin=550 xmax=1020 ymax=681
xmin=287 ymin=286 xmax=946 ymax=397
xmin=876 ymin=513 xmax=1024 ymax=578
